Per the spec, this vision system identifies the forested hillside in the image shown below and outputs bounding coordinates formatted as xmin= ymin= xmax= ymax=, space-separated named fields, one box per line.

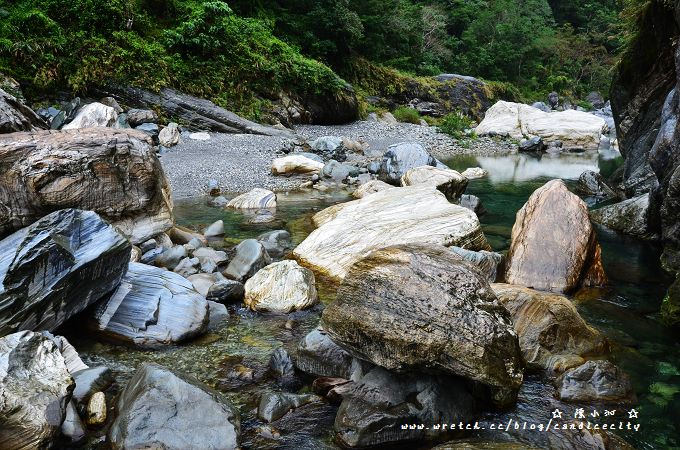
xmin=0 ymin=0 xmax=625 ymax=118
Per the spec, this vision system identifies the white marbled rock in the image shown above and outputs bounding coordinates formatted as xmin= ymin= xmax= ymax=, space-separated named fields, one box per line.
xmin=62 ymin=102 xmax=117 ymax=129
xmin=271 ymin=154 xmax=324 ymax=175
xmin=227 ymin=188 xmax=277 ymax=209
xmin=400 ymin=165 xmax=467 ymax=201
xmin=352 ymin=180 xmax=394 ymax=198
xmin=158 ymin=122 xmax=180 ymax=147
xmin=244 ymin=260 xmax=318 ymax=313
xmin=293 ymin=185 xmax=489 ymax=280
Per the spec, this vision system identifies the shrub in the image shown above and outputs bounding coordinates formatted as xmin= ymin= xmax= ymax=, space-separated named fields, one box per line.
xmin=392 ymin=106 xmax=421 ymax=124
xmin=438 ymin=111 xmax=475 ymax=139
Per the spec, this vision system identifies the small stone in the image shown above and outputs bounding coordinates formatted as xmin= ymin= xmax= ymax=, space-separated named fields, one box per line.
xmin=86 ymin=392 xmax=107 ymax=427
xmin=204 ymin=220 xmax=225 ymax=237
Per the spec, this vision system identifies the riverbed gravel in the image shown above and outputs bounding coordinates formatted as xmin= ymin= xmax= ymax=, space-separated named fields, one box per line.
xmin=161 ymin=120 xmax=516 ymax=198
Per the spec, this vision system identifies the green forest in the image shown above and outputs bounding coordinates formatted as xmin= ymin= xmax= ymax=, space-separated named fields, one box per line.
xmin=0 ymin=0 xmax=633 ymax=118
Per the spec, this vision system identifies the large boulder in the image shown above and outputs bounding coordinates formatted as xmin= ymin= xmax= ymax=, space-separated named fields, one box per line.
xmin=475 ymin=101 xmax=607 ymax=149
xmin=62 ymin=102 xmax=117 ymax=129
xmin=293 ymin=185 xmax=489 ymax=280
xmin=400 ymin=165 xmax=468 ymax=201
xmin=0 ymin=88 xmax=47 ymax=133
xmin=504 ymin=179 xmax=607 ymax=293
xmin=322 ymin=244 xmax=523 ymax=408
xmin=108 ymin=362 xmax=240 ymax=449
xmin=590 ymin=193 xmax=657 ymax=240
xmin=99 ymin=85 xmax=292 ymax=136
xmin=295 ymin=326 xmax=356 ymax=379
xmin=86 ymin=262 xmax=209 ymax=348
xmin=271 ymin=154 xmax=324 ymax=175
xmin=0 ymin=209 xmax=130 ymax=335
xmin=223 ymin=239 xmax=272 ymax=282
xmin=334 ymin=367 xmax=476 ymax=448
xmin=0 ymin=331 xmax=76 ymax=449
xmin=226 ymin=188 xmax=276 ymax=209
xmin=491 ymin=284 xmax=609 ymax=371
xmin=244 ymin=260 xmax=318 ymax=313
xmin=158 ymin=122 xmax=181 ymax=147
xmin=555 ymin=360 xmax=634 ymax=403
xmin=378 ymin=142 xmax=439 ymax=184
xmin=0 ymin=128 xmax=174 ymax=244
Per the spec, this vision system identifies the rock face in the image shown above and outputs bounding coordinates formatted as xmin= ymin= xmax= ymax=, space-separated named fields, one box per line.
xmin=491 ymin=284 xmax=608 ymax=372
xmin=100 ymin=85 xmax=292 ymax=136
xmin=504 ymin=179 xmax=607 ymax=293
xmin=475 ymin=101 xmax=607 ymax=149
xmin=0 ymin=128 xmax=174 ymax=244
xmin=590 ymin=194 xmax=656 ymax=240
xmin=352 ymin=179 xmax=394 ymax=198
xmin=0 ymin=331 xmax=76 ymax=449
xmin=108 ymin=362 xmax=240 ymax=449
xmin=0 ymin=209 xmax=131 ymax=335
xmin=244 ymin=260 xmax=318 ymax=313
xmin=293 ymin=185 xmax=489 ymax=280
xmin=400 ymin=165 xmax=468 ymax=201
xmin=378 ymin=142 xmax=439 ymax=184
xmin=271 ymin=154 xmax=324 ymax=175
xmin=0 ymin=88 xmax=47 ymax=133
xmin=555 ymin=360 xmax=634 ymax=403
xmin=226 ymin=188 xmax=277 ymax=209
xmin=322 ymin=244 xmax=523 ymax=408
xmin=86 ymin=263 xmax=209 ymax=348
xmin=334 ymin=367 xmax=476 ymax=448
xmin=62 ymin=102 xmax=117 ymax=129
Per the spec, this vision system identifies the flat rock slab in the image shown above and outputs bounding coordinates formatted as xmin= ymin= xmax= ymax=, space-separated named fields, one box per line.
xmin=86 ymin=262 xmax=209 ymax=348
xmin=322 ymin=244 xmax=523 ymax=408
xmin=0 ymin=128 xmax=173 ymax=244
xmin=108 ymin=362 xmax=240 ymax=449
xmin=0 ymin=209 xmax=130 ymax=335
xmin=293 ymin=185 xmax=489 ymax=280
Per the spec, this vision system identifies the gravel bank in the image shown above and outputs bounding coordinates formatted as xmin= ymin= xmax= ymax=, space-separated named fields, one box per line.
xmin=161 ymin=120 xmax=515 ymax=198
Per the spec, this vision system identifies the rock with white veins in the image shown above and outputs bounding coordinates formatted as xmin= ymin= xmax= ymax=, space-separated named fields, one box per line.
xmin=244 ymin=260 xmax=318 ymax=313
xmin=461 ymin=167 xmax=488 ymax=179
xmin=293 ymin=185 xmax=489 ymax=280
xmin=227 ymin=188 xmax=277 ymax=209
xmin=62 ymin=102 xmax=117 ymax=129
xmin=378 ymin=142 xmax=439 ymax=184
xmin=352 ymin=179 xmax=394 ymax=198
xmin=158 ymin=122 xmax=181 ymax=147
xmin=271 ymin=154 xmax=324 ymax=175
xmin=400 ymin=165 xmax=468 ymax=201
xmin=86 ymin=262 xmax=209 ymax=349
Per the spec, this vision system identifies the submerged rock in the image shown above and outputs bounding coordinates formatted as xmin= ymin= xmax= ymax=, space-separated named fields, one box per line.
xmin=555 ymin=360 xmax=634 ymax=402
xmin=400 ymin=165 xmax=468 ymax=201
xmin=334 ymin=367 xmax=476 ymax=448
xmin=108 ymin=362 xmax=240 ymax=449
xmin=590 ymin=194 xmax=657 ymax=240
xmin=86 ymin=263 xmax=209 ymax=348
xmin=0 ymin=331 xmax=76 ymax=449
xmin=378 ymin=142 xmax=439 ymax=184
xmin=0 ymin=128 xmax=173 ymax=243
xmin=505 ymin=179 xmax=607 ymax=293
xmin=227 ymin=188 xmax=277 ymax=209
xmin=244 ymin=260 xmax=318 ymax=313
xmin=492 ymin=284 xmax=608 ymax=372
xmin=258 ymin=392 xmax=320 ymax=422
xmin=0 ymin=209 xmax=130 ymax=335
xmin=322 ymin=244 xmax=523 ymax=408
xmin=203 ymin=220 xmax=225 ymax=237
xmin=293 ymin=185 xmax=489 ymax=281
xmin=223 ymin=239 xmax=271 ymax=282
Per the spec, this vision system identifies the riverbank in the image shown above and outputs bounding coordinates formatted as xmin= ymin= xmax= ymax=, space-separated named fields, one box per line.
xmin=160 ymin=120 xmax=517 ymax=198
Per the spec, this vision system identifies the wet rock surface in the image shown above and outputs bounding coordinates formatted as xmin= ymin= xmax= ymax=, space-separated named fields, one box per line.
xmin=295 ymin=327 xmax=356 ymax=379
xmin=258 ymin=392 xmax=321 ymax=422
xmin=555 ymin=360 xmax=634 ymax=403
xmin=590 ymin=193 xmax=656 ymax=240
xmin=0 ymin=209 xmax=130 ymax=335
xmin=223 ymin=239 xmax=272 ymax=282
xmin=322 ymin=244 xmax=523 ymax=408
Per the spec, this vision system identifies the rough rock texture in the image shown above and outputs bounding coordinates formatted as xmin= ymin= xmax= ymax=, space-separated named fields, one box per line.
xmin=475 ymin=101 xmax=607 ymax=149
xmin=0 ymin=88 xmax=47 ymax=133
xmin=257 ymin=230 xmax=292 ymax=259
xmin=101 ymin=85 xmax=292 ymax=136
xmin=159 ymin=122 xmax=181 ymax=147
xmin=590 ymin=194 xmax=657 ymax=240
xmin=295 ymin=327 xmax=356 ymax=379
xmin=555 ymin=360 xmax=634 ymax=402
xmin=352 ymin=179 xmax=394 ymax=198
xmin=334 ymin=367 xmax=477 ymax=448
xmin=610 ymin=0 xmax=678 ymax=196
xmin=576 ymin=170 xmax=617 ymax=200
xmin=491 ymin=284 xmax=608 ymax=372
xmin=62 ymin=102 xmax=117 ymax=129
xmin=504 ymin=180 xmax=607 ymax=293
xmin=271 ymin=154 xmax=324 ymax=175
xmin=0 ymin=209 xmax=131 ymax=335
xmin=378 ymin=142 xmax=439 ymax=184
xmin=449 ymin=247 xmax=503 ymax=282
xmin=400 ymin=165 xmax=468 ymax=201
xmin=223 ymin=239 xmax=272 ymax=282
xmin=126 ymin=109 xmax=158 ymax=127
xmin=244 ymin=260 xmax=318 ymax=313
xmin=72 ymin=366 xmax=114 ymax=403
xmin=226 ymin=188 xmax=277 ymax=209
xmin=461 ymin=167 xmax=488 ymax=179
xmin=0 ymin=331 xmax=76 ymax=449
xmin=293 ymin=185 xmax=489 ymax=280
xmin=108 ymin=362 xmax=240 ymax=449
xmin=322 ymin=244 xmax=523 ymax=408
xmin=0 ymin=128 xmax=174 ymax=244
xmin=258 ymin=392 xmax=320 ymax=422
xmin=86 ymin=262 xmax=209 ymax=348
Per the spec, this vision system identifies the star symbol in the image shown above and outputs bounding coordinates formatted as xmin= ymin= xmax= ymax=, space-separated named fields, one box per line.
xmin=628 ymin=409 xmax=639 ymax=419
xmin=552 ymin=408 xmax=563 ymax=419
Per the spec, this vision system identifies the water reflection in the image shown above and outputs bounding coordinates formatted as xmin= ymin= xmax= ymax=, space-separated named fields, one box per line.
xmin=475 ymin=152 xmax=600 ymax=183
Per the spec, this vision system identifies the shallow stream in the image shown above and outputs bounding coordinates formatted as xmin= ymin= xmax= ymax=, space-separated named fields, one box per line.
xmin=68 ymin=149 xmax=679 ymax=449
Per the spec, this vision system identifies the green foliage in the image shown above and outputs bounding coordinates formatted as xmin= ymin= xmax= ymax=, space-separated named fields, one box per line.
xmin=392 ymin=106 xmax=421 ymax=124
xmin=437 ymin=111 xmax=475 ymax=140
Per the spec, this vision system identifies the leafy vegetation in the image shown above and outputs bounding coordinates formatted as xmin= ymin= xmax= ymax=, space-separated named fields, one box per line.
xmin=437 ymin=111 xmax=475 ymax=139
xmin=392 ymin=106 xmax=422 ymax=124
